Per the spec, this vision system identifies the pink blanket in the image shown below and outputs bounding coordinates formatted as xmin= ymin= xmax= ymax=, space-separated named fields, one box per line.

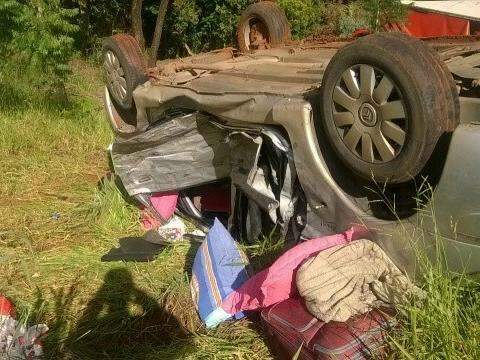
xmin=221 ymin=226 xmax=369 ymax=315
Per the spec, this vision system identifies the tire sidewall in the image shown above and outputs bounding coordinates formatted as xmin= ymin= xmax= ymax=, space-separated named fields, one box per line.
xmin=103 ymin=37 xmax=146 ymax=110
xmin=321 ymin=46 xmax=429 ymax=182
xmin=237 ymin=2 xmax=290 ymax=52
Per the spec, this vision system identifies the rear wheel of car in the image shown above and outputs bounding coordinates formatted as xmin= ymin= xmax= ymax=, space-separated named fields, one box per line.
xmin=237 ymin=1 xmax=291 ymax=53
xmin=320 ymin=33 xmax=452 ymax=184
xmin=103 ymin=34 xmax=148 ymax=110
xmin=376 ymin=32 xmax=460 ymax=132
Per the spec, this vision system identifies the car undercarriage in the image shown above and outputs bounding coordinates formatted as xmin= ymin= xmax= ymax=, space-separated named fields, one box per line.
xmin=103 ymin=15 xmax=480 ymax=277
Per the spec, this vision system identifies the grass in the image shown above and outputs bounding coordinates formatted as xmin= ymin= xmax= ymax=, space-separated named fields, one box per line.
xmin=1 ymin=60 xmax=479 ymax=360
xmin=369 ymin=182 xmax=480 ymax=360
xmin=0 ymin=61 xmax=272 ymax=359
xmin=390 ymin=269 xmax=480 ymax=359
xmin=385 ymin=227 xmax=480 ymax=359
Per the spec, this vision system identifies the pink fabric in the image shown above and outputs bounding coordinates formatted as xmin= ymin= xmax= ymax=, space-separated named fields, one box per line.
xmin=140 ymin=192 xmax=179 ymax=230
xmin=150 ymin=192 xmax=178 ymax=219
xmin=221 ymin=226 xmax=369 ymax=315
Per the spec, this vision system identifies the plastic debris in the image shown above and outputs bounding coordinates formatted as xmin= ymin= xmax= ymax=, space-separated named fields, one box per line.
xmin=144 ymin=215 xmax=186 ymax=245
xmin=139 ymin=192 xmax=179 ymax=230
xmin=51 ymin=212 xmax=61 ymax=221
xmin=0 ymin=295 xmax=48 ymax=360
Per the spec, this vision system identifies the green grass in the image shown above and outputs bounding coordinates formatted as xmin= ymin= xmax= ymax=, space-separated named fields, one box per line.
xmin=386 ymin=229 xmax=480 ymax=359
xmin=390 ymin=269 xmax=480 ymax=359
xmin=369 ymin=185 xmax=480 ymax=360
xmin=0 ymin=61 xmax=272 ymax=359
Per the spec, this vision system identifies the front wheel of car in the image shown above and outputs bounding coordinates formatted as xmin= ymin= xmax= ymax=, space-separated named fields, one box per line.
xmin=320 ymin=33 xmax=451 ymax=184
xmin=103 ymin=34 xmax=148 ymax=110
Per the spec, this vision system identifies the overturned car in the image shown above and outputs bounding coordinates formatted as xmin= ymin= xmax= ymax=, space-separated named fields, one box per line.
xmin=103 ymin=2 xmax=480 ymax=275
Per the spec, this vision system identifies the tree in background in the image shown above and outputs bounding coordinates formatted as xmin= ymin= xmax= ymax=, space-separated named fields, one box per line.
xmin=277 ymin=0 xmax=324 ymax=39
xmin=0 ymin=0 xmax=406 ymax=96
xmin=0 ymin=0 xmax=78 ymax=97
xmin=161 ymin=0 xmax=251 ymax=57
xmin=362 ymin=0 xmax=406 ymax=31
xmin=132 ymin=0 xmax=146 ymax=48
xmin=149 ymin=0 xmax=169 ymax=65
xmin=131 ymin=0 xmax=170 ymax=66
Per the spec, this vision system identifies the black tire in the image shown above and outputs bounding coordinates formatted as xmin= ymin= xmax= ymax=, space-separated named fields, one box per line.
xmin=237 ymin=1 xmax=291 ymax=53
xmin=103 ymin=34 xmax=148 ymax=110
xmin=377 ymin=32 xmax=460 ymax=132
xmin=320 ymin=33 xmax=449 ymax=183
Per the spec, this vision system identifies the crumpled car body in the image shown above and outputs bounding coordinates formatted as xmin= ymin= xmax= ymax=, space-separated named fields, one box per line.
xmin=105 ymin=41 xmax=480 ymax=276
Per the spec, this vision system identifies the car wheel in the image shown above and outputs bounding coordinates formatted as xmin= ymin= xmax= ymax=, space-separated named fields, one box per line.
xmin=375 ymin=32 xmax=460 ymax=132
xmin=103 ymin=34 xmax=148 ymax=110
xmin=320 ymin=33 xmax=451 ymax=184
xmin=237 ymin=1 xmax=291 ymax=53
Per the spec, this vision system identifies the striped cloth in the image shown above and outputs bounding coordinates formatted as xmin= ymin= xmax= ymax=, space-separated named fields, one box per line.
xmin=191 ymin=219 xmax=250 ymax=325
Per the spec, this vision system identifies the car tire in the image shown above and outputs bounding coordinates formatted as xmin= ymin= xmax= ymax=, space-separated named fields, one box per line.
xmin=375 ymin=32 xmax=460 ymax=132
xmin=237 ymin=1 xmax=291 ymax=53
xmin=103 ymin=34 xmax=148 ymax=110
xmin=320 ymin=33 xmax=451 ymax=183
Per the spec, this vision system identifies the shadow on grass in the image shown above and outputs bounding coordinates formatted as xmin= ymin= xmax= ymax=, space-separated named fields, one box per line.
xmin=43 ymin=268 xmax=190 ymax=359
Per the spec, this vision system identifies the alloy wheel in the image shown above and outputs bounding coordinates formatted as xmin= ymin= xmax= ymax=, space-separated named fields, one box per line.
xmin=331 ymin=64 xmax=408 ymax=163
xmin=104 ymin=50 xmax=128 ymax=104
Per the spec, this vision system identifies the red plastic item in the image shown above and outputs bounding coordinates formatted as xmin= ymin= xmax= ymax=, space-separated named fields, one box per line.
xmin=0 ymin=295 xmax=15 ymax=317
xmin=261 ymin=298 xmax=394 ymax=360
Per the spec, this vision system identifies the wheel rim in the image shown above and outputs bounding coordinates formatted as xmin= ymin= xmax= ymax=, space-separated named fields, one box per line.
xmin=104 ymin=50 xmax=128 ymax=103
xmin=331 ymin=64 xmax=408 ymax=164
xmin=243 ymin=17 xmax=270 ymax=51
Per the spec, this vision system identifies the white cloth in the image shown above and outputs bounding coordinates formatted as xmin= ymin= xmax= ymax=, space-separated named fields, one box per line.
xmin=296 ymin=239 xmax=423 ymax=322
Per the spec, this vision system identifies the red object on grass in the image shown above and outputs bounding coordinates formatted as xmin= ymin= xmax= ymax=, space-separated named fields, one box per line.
xmin=261 ymin=297 xmax=393 ymax=360
xmin=352 ymin=28 xmax=372 ymax=38
xmin=0 ymin=295 xmax=15 ymax=317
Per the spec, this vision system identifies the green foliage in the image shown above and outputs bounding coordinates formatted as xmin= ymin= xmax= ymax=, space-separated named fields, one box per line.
xmin=0 ymin=0 xmax=22 ymax=52
xmin=66 ymin=0 xmax=130 ymax=54
xmin=319 ymin=0 xmax=406 ymax=37
xmin=337 ymin=1 xmax=370 ymax=36
xmin=1 ymin=0 xmax=409 ymax=70
xmin=390 ymin=268 xmax=480 ymax=359
xmin=1 ymin=0 xmax=78 ymax=90
xmin=361 ymin=0 xmax=406 ymax=31
xmin=278 ymin=0 xmax=324 ymax=39
xmin=162 ymin=0 xmax=251 ymax=57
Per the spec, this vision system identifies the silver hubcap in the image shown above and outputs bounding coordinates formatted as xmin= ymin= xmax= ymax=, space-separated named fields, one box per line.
xmin=331 ymin=64 xmax=408 ymax=163
xmin=104 ymin=51 xmax=127 ymax=102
